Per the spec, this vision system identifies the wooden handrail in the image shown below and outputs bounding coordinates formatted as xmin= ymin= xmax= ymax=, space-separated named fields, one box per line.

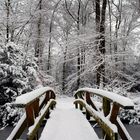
xmin=15 ymin=87 xmax=55 ymax=107
xmin=74 ymin=88 xmax=134 ymax=109
xmin=74 ymin=99 xmax=118 ymax=140
xmin=7 ymin=87 xmax=56 ymax=140
xmin=74 ymin=88 xmax=134 ymax=140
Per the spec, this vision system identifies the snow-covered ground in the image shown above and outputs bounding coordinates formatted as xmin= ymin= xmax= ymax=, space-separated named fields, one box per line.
xmin=39 ymin=96 xmax=99 ymax=140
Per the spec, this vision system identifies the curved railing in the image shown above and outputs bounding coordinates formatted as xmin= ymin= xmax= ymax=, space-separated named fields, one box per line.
xmin=74 ymin=88 xmax=134 ymax=140
xmin=74 ymin=99 xmax=118 ymax=140
xmin=7 ymin=87 xmax=56 ymax=140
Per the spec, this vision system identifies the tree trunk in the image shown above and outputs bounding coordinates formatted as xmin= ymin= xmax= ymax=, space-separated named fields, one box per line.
xmin=77 ymin=0 xmax=81 ymax=89
xmin=62 ymin=45 xmax=67 ymax=94
xmin=35 ymin=0 xmax=43 ymax=68
xmin=96 ymin=0 xmax=107 ymax=88
xmin=6 ymin=0 xmax=10 ymax=43
xmin=95 ymin=0 xmax=101 ymax=87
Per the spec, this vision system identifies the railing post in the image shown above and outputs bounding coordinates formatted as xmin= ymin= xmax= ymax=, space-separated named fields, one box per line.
xmin=25 ymin=104 xmax=34 ymax=127
xmin=86 ymin=110 xmax=90 ymax=120
xmin=108 ymin=103 xmax=119 ymax=140
xmin=45 ymin=92 xmax=50 ymax=103
xmin=79 ymin=93 xmax=83 ymax=110
xmin=45 ymin=108 xmax=50 ymax=119
xmin=50 ymin=92 xmax=55 ymax=109
xmin=33 ymin=99 xmax=39 ymax=118
xmin=103 ymin=97 xmax=110 ymax=117
xmin=86 ymin=92 xmax=98 ymax=111
xmin=86 ymin=92 xmax=90 ymax=105
xmin=80 ymin=104 xmax=83 ymax=110
xmin=51 ymin=92 xmax=55 ymax=99
xmin=75 ymin=94 xmax=78 ymax=109
xmin=102 ymin=98 xmax=111 ymax=140
xmin=110 ymin=103 xmax=120 ymax=123
xmin=110 ymin=103 xmax=128 ymax=140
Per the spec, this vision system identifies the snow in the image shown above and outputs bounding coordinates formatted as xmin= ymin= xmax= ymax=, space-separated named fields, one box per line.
xmin=39 ymin=97 xmax=99 ymax=140
xmin=15 ymin=87 xmax=54 ymax=105
xmin=6 ymin=114 xmax=26 ymax=140
xmin=76 ymin=88 xmax=134 ymax=108
xmin=133 ymin=97 xmax=140 ymax=105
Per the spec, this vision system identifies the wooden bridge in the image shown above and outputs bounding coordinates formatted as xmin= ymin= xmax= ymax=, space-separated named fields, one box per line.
xmin=7 ymin=87 xmax=134 ymax=140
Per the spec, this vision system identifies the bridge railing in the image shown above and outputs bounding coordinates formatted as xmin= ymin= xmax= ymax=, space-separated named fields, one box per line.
xmin=74 ymin=88 xmax=134 ymax=140
xmin=7 ymin=87 xmax=56 ymax=140
xmin=74 ymin=99 xmax=118 ymax=140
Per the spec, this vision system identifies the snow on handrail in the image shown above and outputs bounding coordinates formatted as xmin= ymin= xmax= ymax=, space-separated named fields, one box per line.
xmin=75 ymin=88 xmax=134 ymax=108
xmin=15 ymin=87 xmax=55 ymax=106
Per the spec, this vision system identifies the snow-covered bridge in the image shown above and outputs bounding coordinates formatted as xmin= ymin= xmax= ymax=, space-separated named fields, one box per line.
xmin=7 ymin=87 xmax=134 ymax=140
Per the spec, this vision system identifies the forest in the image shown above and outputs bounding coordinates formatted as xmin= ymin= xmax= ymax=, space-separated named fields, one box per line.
xmin=0 ymin=0 xmax=140 ymax=127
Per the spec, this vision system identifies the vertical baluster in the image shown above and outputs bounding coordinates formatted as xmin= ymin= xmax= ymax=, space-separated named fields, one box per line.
xmin=51 ymin=91 xmax=56 ymax=99
xmin=33 ymin=99 xmax=39 ymax=118
xmin=45 ymin=108 xmax=50 ymax=119
xmin=75 ymin=94 xmax=78 ymax=109
xmin=25 ymin=104 xmax=34 ymax=127
xmin=86 ymin=92 xmax=90 ymax=105
xmin=103 ymin=97 xmax=110 ymax=117
xmin=86 ymin=110 xmax=90 ymax=120
xmin=50 ymin=91 xmax=55 ymax=109
xmin=110 ymin=103 xmax=128 ymax=140
xmin=45 ymin=92 xmax=50 ymax=103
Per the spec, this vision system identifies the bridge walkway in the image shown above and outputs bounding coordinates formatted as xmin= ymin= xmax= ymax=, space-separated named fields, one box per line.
xmin=39 ymin=97 xmax=99 ymax=140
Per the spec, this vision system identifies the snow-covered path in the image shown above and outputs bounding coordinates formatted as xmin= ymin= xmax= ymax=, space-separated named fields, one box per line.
xmin=39 ymin=97 xmax=99 ymax=140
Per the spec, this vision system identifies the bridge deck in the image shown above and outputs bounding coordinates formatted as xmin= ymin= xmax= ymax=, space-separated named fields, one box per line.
xmin=39 ymin=97 xmax=99 ymax=140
